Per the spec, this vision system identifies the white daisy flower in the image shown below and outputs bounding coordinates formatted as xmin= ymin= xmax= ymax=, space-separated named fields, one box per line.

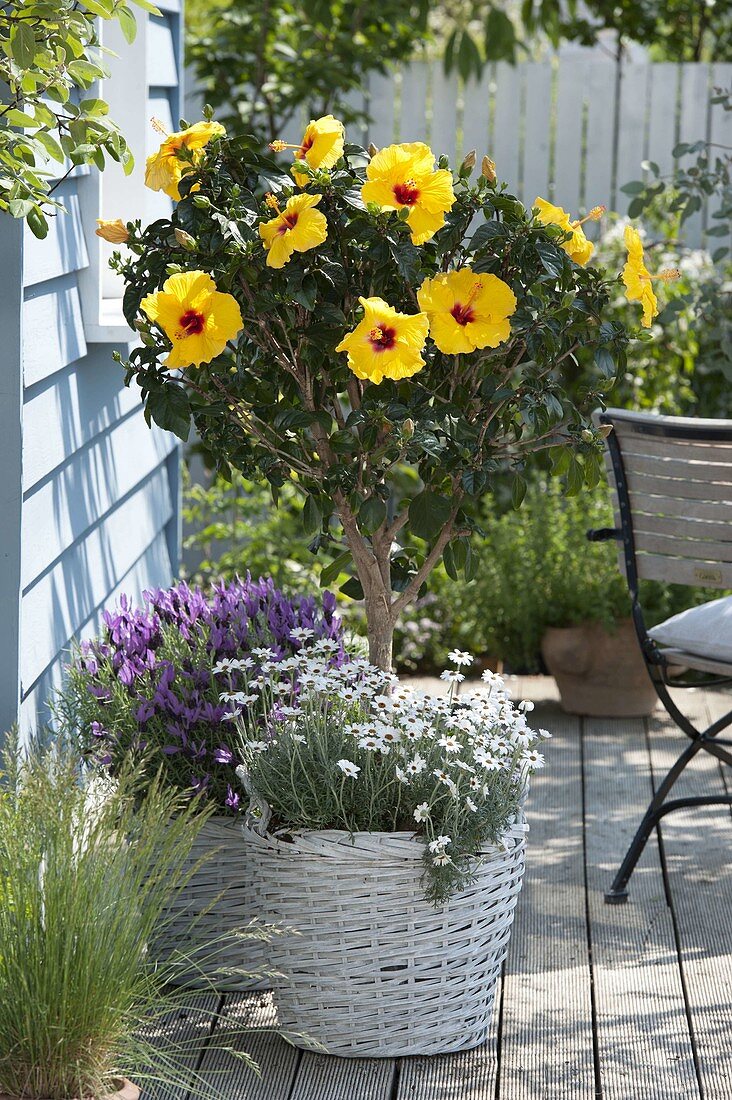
xmin=447 ymin=650 xmax=474 ymax=667
xmin=432 ymin=852 xmax=452 ymax=866
xmin=522 ymin=749 xmax=545 ymax=769
xmin=466 ymin=796 xmax=478 ymax=813
xmin=336 ymin=758 xmax=360 ymax=777
xmin=440 ymin=670 xmax=465 ymax=684
xmin=413 ymin=802 xmax=430 ymax=823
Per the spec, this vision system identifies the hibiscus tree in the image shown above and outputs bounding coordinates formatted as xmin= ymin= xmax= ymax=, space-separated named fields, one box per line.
xmin=109 ymin=113 xmax=652 ymax=671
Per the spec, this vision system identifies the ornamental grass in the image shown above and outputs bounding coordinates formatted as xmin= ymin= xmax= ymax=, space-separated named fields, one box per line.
xmin=0 ymin=735 xmax=254 ymax=1100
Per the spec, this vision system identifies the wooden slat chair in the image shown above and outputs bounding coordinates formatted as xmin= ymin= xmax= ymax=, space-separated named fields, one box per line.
xmin=592 ymin=408 xmax=732 ymax=904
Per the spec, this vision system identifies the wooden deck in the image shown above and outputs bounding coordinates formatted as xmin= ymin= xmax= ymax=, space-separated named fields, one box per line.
xmin=148 ymin=677 xmax=732 ymax=1100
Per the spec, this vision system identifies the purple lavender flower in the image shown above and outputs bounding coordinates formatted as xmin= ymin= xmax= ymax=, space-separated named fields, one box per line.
xmin=73 ymin=575 xmax=345 ymax=815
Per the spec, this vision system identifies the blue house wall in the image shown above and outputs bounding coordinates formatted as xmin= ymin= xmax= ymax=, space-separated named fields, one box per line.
xmin=0 ymin=3 xmax=183 ymax=736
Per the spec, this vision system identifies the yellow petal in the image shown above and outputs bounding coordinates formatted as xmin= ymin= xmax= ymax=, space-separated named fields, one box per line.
xmin=406 ymin=203 xmax=446 ymax=245
xmin=95 ymin=218 xmax=129 ymax=243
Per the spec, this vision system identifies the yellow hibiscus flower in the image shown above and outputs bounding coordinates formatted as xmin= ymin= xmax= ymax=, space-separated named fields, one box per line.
xmin=417 ymin=268 xmax=517 ymax=354
xmin=95 ymin=218 xmax=129 ymax=243
xmin=140 ymin=271 xmax=243 ymax=370
xmin=259 ymin=193 xmax=328 ymax=269
xmin=271 ymin=115 xmax=345 ymax=187
xmin=622 ymin=225 xmax=679 ymax=328
xmin=361 ymin=142 xmax=456 ymax=245
xmin=534 ymin=197 xmax=605 ymax=266
xmin=145 ymin=120 xmax=226 ymax=202
xmin=336 ymin=297 xmax=429 ymax=384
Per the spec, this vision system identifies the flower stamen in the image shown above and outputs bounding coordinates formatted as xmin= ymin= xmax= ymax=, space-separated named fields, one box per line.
xmin=150 ymin=116 xmax=169 ymax=136
xmin=572 ymin=204 xmax=606 ymax=227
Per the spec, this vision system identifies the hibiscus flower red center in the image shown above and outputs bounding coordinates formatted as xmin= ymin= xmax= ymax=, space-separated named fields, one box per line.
xmin=369 ymin=325 xmax=396 ymax=351
xmin=393 ymin=178 xmax=420 ymax=206
xmin=179 ymin=309 xmax=206 ymax=335
xmin=451 ymin=302 xmax=475 ymax=326
xmin=278 ymin=211 xmax=299 ymax=233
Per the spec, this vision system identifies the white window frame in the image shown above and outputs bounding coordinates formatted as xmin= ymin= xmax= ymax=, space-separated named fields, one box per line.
xmin=78 ymin=2 xmax=182 ymax=343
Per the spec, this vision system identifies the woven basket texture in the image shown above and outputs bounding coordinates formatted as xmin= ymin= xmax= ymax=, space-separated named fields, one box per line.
xmin=162 ymin=816 xmax=267 ymax=991
xmin=243 ymin=820 xmax=527 ymax=1057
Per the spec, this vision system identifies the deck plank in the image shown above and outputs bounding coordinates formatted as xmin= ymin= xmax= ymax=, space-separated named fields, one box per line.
xmin=583 ymin=713 xmax=701 ymax=1100
xmin=499 ymin=702 xmax=596 ymax=1099
xmin=647 ymin=687 xmax=732 ymax=1100
xmin=395 ymin=979 xmax=501 ymax=1098
xmin=193 ymin=992 xmax=299 ymax=1100
xmin=140 ymin=993 xmax=220 ymax=1100
xmin=291 ymin=1053 xmax=395 ymax=1100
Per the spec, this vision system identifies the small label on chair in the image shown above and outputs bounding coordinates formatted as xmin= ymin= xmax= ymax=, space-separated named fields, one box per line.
xmin=694 ymin=567 xmax=723 ymax=584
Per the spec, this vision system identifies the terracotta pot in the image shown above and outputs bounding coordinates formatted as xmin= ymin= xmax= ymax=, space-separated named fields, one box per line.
xmin=541 ymin=619 xmax=658 ymax=717
xmin=0 ymin=1078 xmax=139 ymax=1100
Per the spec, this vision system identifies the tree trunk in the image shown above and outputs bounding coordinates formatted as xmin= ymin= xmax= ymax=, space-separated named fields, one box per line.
xmin=365 ymin=597 xmax=394 ymax=672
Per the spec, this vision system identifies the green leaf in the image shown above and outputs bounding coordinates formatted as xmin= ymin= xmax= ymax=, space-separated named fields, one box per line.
xmin=484 ymin=7 xmax=516 ymax=62
xmin=470 ymin=220 xmax=505 ymax=250
xmin=26 ymin=206 xmax=49 ymax=239
xmin=358 ymin=495 xmax=386 ymax=535
xmin=35 ymin=130 xmax=65 ymax=163
xmin=408 ymin=491 xmax=453 ymax=541
xmin=340 ymin=576 xmax=364 ymax=601
xmin=594 ymin=348 xmax=616 ymax=378
xmin=511 ymin=474 xmax=527 ymax=509
xmin=619 ymin=180 xmax=645 ymax=195
xmin=442 ymin=541 xmax=458 ymax=581
xmin=535 ymin=241 xmax=564 ymax=279
xmin=11 ymin=23 xmax=37 ymax=69
xmin=83 ymin=0 xmax=116 ymax=16
xmin=146 ymin=385 xmax=191 ymax=441
xmin=129 ymin=0 xmax=162 ymax=13
xmin=302 ymin=494 xmax=322 ymax=536
xmin=320 ymin=550 xmax=352 ymax=588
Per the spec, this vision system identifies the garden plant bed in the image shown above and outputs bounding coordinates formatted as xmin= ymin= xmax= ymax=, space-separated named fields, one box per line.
xmin=144 ymin=677 xmax=732 ymax=1100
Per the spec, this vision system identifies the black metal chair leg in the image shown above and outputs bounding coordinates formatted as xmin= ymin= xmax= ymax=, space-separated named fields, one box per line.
xmin=604 ymin=739 xmax=702 ymax=904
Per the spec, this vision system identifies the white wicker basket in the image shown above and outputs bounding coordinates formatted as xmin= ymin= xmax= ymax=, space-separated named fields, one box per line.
xmin=243 ymin=819 xmax=527 ymax=1057
xmin=162 ymin=816 xmax=267 ymax=991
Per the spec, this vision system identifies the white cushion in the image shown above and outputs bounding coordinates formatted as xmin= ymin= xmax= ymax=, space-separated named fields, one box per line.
xmin=649 ymin=595 xmax=732 ymax=664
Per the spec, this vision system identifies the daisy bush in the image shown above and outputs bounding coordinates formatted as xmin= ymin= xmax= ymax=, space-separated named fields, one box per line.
xmin=57 ymin=577 xmax=345 ymax=814
xmin=109 ymin=112 xmax=677 ymax=669
xmin=228 ymin=641 xmax=547 ymax=903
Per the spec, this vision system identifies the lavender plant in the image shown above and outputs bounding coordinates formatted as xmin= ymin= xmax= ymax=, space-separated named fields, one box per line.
xmin=59 ymin=576 xmax=344 ymax=814
xmin=231 ymin=642 xmax=548 ymax=903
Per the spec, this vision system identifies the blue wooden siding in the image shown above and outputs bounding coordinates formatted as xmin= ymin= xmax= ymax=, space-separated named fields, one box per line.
xmin=7 ymin=4 xmax=184 ymax=736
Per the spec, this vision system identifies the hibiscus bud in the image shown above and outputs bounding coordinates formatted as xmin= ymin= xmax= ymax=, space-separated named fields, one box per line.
xmin=403 ymin=418 xmax=415 ymax=439
xmin=438 ymin=154 xmax=450 ymax=170
xmin=460 ymin=149 xmax=477 ymax=176
xmin=581 ymin=429 xmax=594 ymax=443
xmin=95 ymin=218 xmax=129 ymax=243
xmin=174 ymin=228 xmax=196 ymax=251
xmin=367 ymin=143 xmax=379 ymax=158
xmin=598 ymin=423 xmax=614 ymax=439
xmin=481 ymin=156 xmax=496 ymax=183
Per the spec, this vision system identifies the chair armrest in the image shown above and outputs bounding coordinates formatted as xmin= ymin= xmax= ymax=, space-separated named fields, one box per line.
xmin=587 ymin=527 xmax=623 ymax=542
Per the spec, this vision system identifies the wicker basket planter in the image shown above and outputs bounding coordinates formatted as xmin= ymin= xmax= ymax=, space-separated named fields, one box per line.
xmin=243 ymin=819 xmax=527 ymax=1057
xmin=162 ymin=816 xmax=267 ymax=991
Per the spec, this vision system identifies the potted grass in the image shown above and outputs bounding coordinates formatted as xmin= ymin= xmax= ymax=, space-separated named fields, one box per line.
xmin=57 ymin=575 xmax=344 ymax=990
xmin=106 ymin=110 xmax=662 ymax=1052
xmin=0 ymin=733 xmax=249 ymax=1100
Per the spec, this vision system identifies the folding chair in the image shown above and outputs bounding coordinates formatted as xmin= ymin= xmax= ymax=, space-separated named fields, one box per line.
xmin=591 ymin=408 xmax=732 ymax=904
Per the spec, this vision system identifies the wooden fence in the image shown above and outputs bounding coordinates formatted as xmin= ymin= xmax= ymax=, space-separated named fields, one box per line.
xmin=345 ymin=55 xmax=732 ymax=248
